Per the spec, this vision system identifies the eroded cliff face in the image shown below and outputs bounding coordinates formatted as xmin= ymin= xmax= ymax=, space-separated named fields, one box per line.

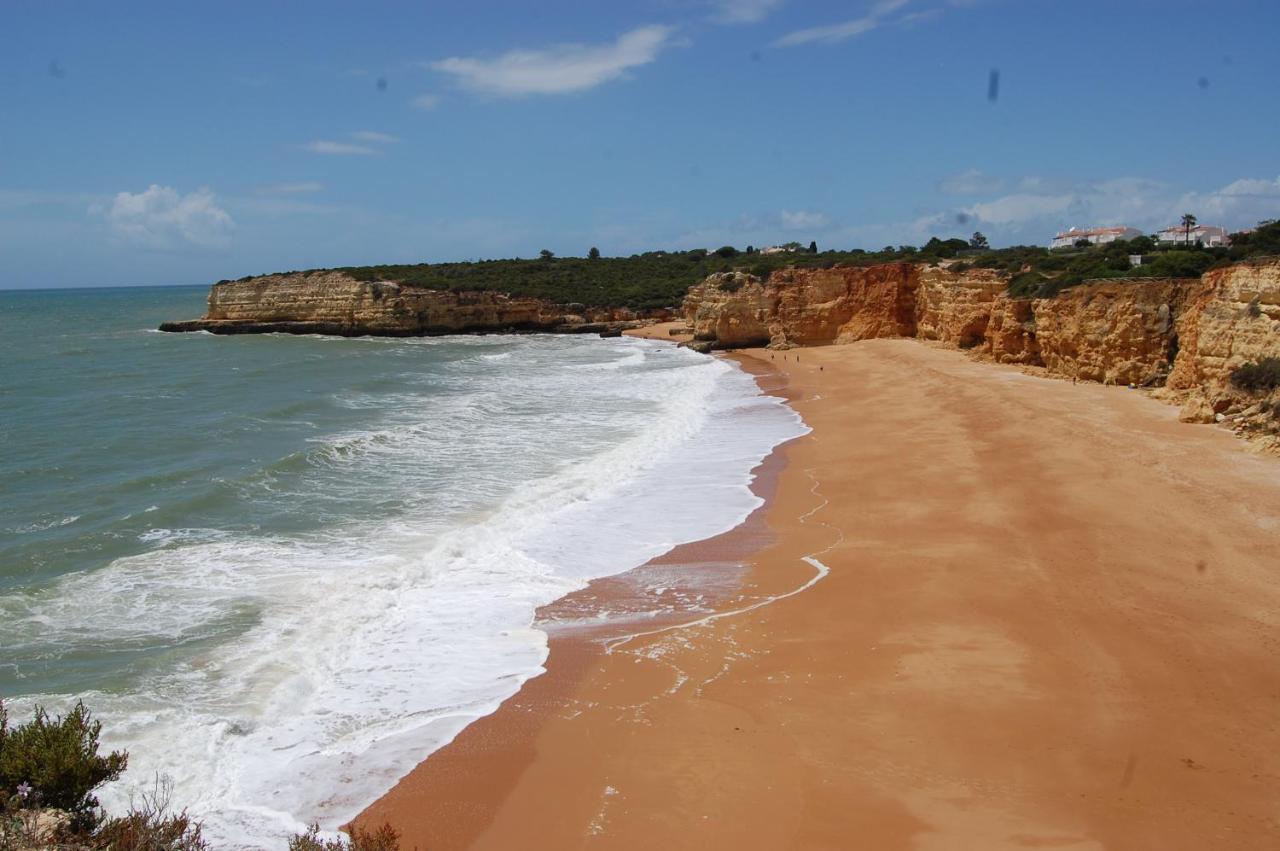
xmin=1021 ymin=279 xmax=1189 ymax=385
xmin=688 ymin=263 xmax=947 ymax=348
xmin=161 ymin=272 xmax=660 ymax=336
xmin=684 ymin=259 xmax=1280 ymax=428
xmin=1166 ymin=260 xmax=1280 ymax=392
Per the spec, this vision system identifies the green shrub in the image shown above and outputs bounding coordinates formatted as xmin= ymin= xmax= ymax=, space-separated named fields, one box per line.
xmin=288 ymin=823 xmax=400 ymax=851
xmin=0 ymin=701 xmax=127 ymax=830
xmin=1007 ymin=271 xmax=1046 ymax=298
xmin=1229 ymin=358 xmax=1280 ymax=393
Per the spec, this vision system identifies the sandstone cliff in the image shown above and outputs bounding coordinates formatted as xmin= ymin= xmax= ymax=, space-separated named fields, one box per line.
xmin=161 ymin=272 xmax=663 ymax=337
xmin=685 ymin=258 xmax=1280 ymax=446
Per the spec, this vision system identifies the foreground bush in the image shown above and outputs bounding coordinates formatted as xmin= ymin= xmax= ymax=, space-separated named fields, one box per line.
xmin=92 ymin=778 xmax=208 ymax=851
xmin=1230 ymin=357 xmax=1280 ymax=393
xmin=1 ymin=700 xmax=402 ymax=850
xmin=288 ymin=823 xmax=400 ymax=851
xmin=0 ymin=701 xmax=127 ymax=831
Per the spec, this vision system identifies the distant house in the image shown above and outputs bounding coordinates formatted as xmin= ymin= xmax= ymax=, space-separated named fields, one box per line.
xmin=1156 ymin=224 xmax=1230 ymax=247
xmin=759 ymin=245 xmax=799 ymax=255
xmin=1050 ymin=226 xmax=1144 ymax=249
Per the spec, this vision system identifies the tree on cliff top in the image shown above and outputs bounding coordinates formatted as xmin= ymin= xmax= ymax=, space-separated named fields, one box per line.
xmin=588 ymin=246 xmax=600 ymax=260
xmin=970 ymin=232 xmax=989 ymax=249
xmin=1181 ymin=213 xmax=1197 ymax=247
xmin=808 ymin=240 xmax=818 ymax=254
xmin=539 ymin=249 xmax=555 ymax=260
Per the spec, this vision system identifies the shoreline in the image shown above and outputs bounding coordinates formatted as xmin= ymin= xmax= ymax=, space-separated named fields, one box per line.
xmin=352 ymin=327 xmax=808 ymax=848
xmin=356 ymin=330 xmax=1280 ymax=850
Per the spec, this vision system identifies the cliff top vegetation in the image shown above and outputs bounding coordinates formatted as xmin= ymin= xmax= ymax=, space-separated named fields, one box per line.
xmin=228 ymin=222 xmax=1280 ymax=308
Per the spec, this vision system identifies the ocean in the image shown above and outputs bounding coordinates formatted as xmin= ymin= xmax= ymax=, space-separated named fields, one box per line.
xmin=0 ymin=285 xmax=806 ymax=846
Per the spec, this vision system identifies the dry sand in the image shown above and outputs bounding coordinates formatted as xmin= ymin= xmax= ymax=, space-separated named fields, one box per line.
xmin=356 ymin=329 xmax=1280 ymax=850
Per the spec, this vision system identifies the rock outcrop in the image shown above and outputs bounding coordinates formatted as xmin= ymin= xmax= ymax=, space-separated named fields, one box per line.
xmin=160 ymin=272 xmax=665 ymax=337
xmin=684 ymin=258 xmax=1280 ymax=446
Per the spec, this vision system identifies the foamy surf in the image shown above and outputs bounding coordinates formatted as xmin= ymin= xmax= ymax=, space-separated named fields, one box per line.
xmin=1 ymin=326 xmax=806 ymax=849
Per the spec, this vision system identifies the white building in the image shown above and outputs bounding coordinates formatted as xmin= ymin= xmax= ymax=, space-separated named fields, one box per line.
xmin=1050 ymin=226 xmax=1144 ymax=249
xmin=1155 ymin=224 xmax=1230 ymax=247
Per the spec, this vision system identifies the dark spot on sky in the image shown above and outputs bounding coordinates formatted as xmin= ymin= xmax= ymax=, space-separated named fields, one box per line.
xmin=1222 ymin=55 xmax=1233 ymax=65
xmin=48 ymin=60 xmax=66 ymax=79
xmin=1197 ymin=76 xmax=1210 ymax=89
xmin=750 ymin=50 xmax=762 ymax=63
xmin=987 ymin=68 xmax=1000 ymax=102
xmin=955 ymin=212 xmax=971 ymax=225
xmin=376 ymin=76 xmax=388 ymax=92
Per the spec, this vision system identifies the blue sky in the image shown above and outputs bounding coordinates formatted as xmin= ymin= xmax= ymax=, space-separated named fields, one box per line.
xmin=2 ymin=0 xmax=1278 ymax=288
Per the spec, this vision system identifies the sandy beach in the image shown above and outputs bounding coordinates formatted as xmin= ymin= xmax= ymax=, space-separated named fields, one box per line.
xmin=357 ymin=329 xmax=1280 ymax=850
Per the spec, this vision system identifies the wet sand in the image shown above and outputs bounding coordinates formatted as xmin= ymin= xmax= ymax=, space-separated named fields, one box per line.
xmin=356 ymin=331 xmax=1280 ymax=850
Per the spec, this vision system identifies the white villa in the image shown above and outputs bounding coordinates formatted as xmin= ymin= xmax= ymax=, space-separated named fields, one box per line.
xmin=1155 ymin=224 xmax=1230 ymax=247
xmin=1050 ymin=226 xmax=1144 ymax=249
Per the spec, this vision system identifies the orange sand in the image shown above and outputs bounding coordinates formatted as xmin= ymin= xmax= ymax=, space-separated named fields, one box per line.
xmin=357 ymin=330 xmax=1280 ymax=850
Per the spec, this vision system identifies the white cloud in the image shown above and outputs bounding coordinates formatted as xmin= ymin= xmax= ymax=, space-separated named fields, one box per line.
xmin=939 ymin=168 xmax=1005 ymax=196
xmin=897 ymin=8 xmax=943 ymax=27
xmin=351 ymin=130 xmax=400 ymax=144
xmin=781 ymin=210 xmax=829 ymax=230
xmin=257 ymin=182 xmax=323 ymax=195
xmin=101 ymin=185 xmax=234 ymax=249
xmin=774 ymin=0 xmax=910 ymax=47
xmin=965 ymin=192 xmax=1075 ymax=226
xmin=410 ymin=93 xmax=441 ymax=110
xmin=890 ymin=174 xmax=1278 ymax=247
xmin=306 ymin=140 xmax=380 ymax=156
xmin=710 ymin=0 xmax=786 ymax=24
xmin=1176 ymin=175 xmax=1280 ymax=227
xmin=430 ymin=25 xmax=673 ymax=96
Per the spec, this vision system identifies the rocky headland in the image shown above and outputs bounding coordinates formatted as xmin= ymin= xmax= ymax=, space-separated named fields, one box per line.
xmin=159 ymin=271 xmax=669 ymax=338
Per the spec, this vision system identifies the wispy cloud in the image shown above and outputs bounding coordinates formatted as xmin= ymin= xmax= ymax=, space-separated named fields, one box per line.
xmin=410 ymin=93 xmax=441 ymax=111
xmin=306 ymin=140 xmax=379 ymax=156
xmin=257 ymin=182 xmax=324 ymax=195
xmin=781 ymin=210 xmax=829 ymax=230
xmin=351 ymin=130 xmax=400 ymax=144
xmin=710 ymin=0 xmax=786 ymax=24
xmin=938 ymin=168 xmax=1005 ymax=195
xmin=774 ymin=0 xmax=911 ymax=47
xmin=429 ymin=25 xmax=674 ymax=96
xmin=98 ymin=185 xmax=234 ymax=249
xmin=305 ymin=131 xmax=400 ymax=156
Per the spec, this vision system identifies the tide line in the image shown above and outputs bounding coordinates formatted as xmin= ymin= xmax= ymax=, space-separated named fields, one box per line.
xmin=603 ymin=465 xmax=839 ymax=655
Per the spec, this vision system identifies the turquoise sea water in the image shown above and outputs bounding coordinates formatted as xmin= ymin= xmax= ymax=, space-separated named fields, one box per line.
xmin=0 ymin=286 xmax=805 ymax=846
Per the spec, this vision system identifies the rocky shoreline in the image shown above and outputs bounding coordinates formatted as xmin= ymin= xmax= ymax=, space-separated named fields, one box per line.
xmin=164 ymin=258 xmax=1279 ymax=449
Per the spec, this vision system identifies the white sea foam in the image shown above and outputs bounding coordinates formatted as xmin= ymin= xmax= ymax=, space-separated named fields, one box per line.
xmin=6 ymin=336 xmax=806 ymax=848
